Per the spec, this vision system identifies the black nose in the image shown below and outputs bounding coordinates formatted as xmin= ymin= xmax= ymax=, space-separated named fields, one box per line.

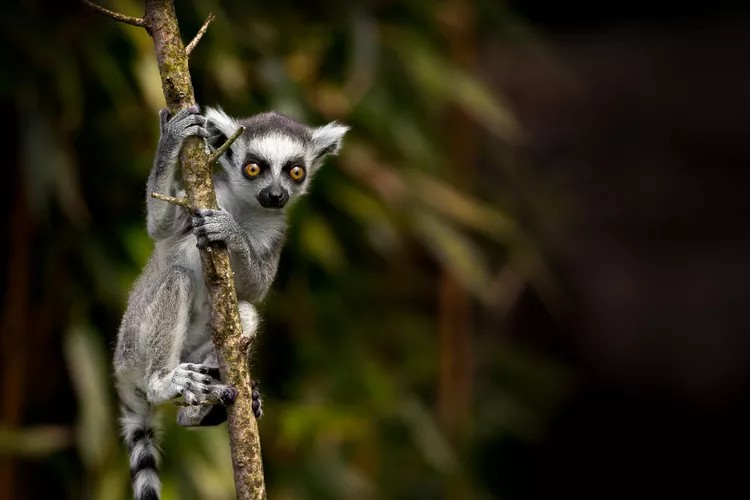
xmin=268 ymin=190 xmax=283 ymax=203
xmin=258 ymin=186 xmax=288 ymax=208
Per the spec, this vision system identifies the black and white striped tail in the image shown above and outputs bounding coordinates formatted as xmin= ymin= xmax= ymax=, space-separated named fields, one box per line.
xmin=120 ymin=392 xmax=161 ymax=500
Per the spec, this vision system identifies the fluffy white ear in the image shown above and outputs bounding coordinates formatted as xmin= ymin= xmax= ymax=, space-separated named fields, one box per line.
xmin=311 ymin=122 xmax=349 ymax=161
xmin=204 ymin=106 xmax=240 ymax=147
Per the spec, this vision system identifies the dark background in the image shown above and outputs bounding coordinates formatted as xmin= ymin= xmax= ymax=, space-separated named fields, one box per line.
xmin=499 ymin=1 xmax=750 ymax=497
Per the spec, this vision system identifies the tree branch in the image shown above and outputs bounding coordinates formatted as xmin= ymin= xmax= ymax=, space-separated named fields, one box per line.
xmin=81 ymin=1 xmax=149 ymax=30
xmin=185 ymin=12 xmax=216 ymax=56
xmin=144 ymin=2 xmax=267 ymax=497
xmin=87 ymin=1 xmax=267 ymax=498
xmin=150 ymin=192 xmax=190 ymax=209
xmin=208 ymin=126 xmax=245 ymax=165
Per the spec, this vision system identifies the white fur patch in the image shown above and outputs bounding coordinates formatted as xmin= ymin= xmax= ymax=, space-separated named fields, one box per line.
xmin=129 ymin=441 xmax=157 ymax=469
xmin=238 ymin=301 xmax=259 ymax=338
xmin=205 ymin=106 xmax=241 ymax=138
xmin=119 ymin=388 xmax=149 ymax=419
xmin=311 ymin=122 xmax=349 ymax=157
xmin=121 ymin=415 xmax=149 ymax=442
xmin=134 ymin=469 xmax=161 ymax=497
xmin=250 ymin=134 xmax=307 ymax=174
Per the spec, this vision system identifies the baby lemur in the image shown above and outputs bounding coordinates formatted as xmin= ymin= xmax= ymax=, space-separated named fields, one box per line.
xmin=114 ymin=105 xmax=348 ymax=500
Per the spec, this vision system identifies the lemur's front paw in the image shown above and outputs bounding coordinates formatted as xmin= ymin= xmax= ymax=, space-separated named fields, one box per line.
xmin=171 ymin=362 xmax=236 ymax=406
xmin=158 ymin=105 xmax=209 ymax=153
xmin=192 ymin=208 xmax=240 ymax=249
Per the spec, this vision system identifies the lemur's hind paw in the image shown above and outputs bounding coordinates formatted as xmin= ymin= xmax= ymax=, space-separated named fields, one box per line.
xmin=170 ymin=363 xmax=235 ymax=406
xmin=218 ymin=386 xmax=238 ymax=405
xmin=175 ymin=381 xmax=262 ymax=426
xmin=252 ymin=380 xmax=263 ymax=419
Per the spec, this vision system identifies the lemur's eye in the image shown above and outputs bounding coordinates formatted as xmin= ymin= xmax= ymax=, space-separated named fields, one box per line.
xmin=244 ymin=163 xmax=261 ymax=177
xmin=289 ymin=166 xmax=305 ymax=181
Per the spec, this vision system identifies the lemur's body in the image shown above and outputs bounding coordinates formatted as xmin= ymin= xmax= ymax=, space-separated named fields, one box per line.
xmin=114 ymin=106 xmax=347 ymax=500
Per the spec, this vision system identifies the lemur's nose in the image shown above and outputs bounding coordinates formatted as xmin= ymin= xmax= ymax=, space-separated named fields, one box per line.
xmin=268 ymin=190 xmax=283 ymax=202
xmin=258 ymin=185 xmax=288 ymax=208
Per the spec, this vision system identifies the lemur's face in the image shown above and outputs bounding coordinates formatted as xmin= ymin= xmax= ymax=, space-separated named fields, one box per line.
xmin=205 ymin=108 xmax=348 ymax=210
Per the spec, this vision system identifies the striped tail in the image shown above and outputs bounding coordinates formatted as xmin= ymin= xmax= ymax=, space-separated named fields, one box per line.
xmin=120 ymin=388 xmax=161 ymax=500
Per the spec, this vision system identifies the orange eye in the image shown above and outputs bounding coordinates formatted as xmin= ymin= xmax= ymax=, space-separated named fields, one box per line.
xmin=289 ymin=166 xmax=305 ymax=181
xmin=244 ymin=163 xmax=261 ymax=177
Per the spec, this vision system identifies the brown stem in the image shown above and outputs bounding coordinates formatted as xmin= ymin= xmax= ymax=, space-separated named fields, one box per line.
xmin=208 ymin=126 xmax=245 ymax=165
xmin=137 ymin=1 xmax=266 ymax=498
xmin=81 ymin=1 xmax=149 ymax=30
xmin=174 ymin=401 xmax=220 ymax=407
xmin=185 ymin=12 xmax=216 ymax=56
xmin=150 ymin=192 xmax=190 ymax=209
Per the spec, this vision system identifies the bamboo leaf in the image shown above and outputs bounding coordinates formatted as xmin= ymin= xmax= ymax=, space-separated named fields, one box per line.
xmin=410 ymin=211 xmax=492 ymax=297
xmin=64 ymin=324 xmax=116 ymax=469
xmin=0 ymin=426 xmax=72 ymax=458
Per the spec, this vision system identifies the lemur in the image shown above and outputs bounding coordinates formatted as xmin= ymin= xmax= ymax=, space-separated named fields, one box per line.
xmin=114 ymin=105 xmax=348 ymax=500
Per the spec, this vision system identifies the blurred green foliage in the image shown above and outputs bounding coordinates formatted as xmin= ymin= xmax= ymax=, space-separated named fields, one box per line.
xmin=0 ymin=0 xmax=572 ymax=498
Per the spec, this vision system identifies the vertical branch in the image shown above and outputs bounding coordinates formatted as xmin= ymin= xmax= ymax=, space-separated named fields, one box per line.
xmin=141 ymin=1 xmax=266 ymax=498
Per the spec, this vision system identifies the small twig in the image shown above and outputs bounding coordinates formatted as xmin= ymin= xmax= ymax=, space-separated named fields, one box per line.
xmin=81 ymin=0 xmax=149 ymax=30
xmin=207 ymin=126 xmax=245 ymax=165
xmin=185 ymin=12 xmax=216 ymax=56
xmin=174 ymin=400 xmax=220 ymax=407
xmin=151 ymin=192 xmax=191 ymax=208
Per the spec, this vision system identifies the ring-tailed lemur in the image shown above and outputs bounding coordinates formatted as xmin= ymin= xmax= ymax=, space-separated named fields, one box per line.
xmin=114 ymin=105 xmax=348 ymax=500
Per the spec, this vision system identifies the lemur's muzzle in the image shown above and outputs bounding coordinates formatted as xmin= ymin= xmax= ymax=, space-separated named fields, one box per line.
xmin=258 ymin=186 xmax=288 ymax=209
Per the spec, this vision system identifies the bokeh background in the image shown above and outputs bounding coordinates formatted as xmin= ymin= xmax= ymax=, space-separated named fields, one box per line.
xmin=1 ymin=0 xmax=750 ymax=498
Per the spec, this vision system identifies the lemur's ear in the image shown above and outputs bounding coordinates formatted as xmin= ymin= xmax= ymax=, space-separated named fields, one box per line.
xmin=311 ymin=122 xmax=349 ymax=163
xmin=204 ymin=107 xmax=240 ymax=154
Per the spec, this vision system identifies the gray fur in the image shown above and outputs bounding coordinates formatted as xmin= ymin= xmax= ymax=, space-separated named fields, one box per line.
xmin=114 ymin=105 xmax=347 ymax=500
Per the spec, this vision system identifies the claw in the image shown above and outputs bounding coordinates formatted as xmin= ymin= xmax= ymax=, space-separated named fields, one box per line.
xmin=194 ymin=364 xmax=210 ymax=374
xmin=159 ymin=108 xmax=170 ymax=128
xmin=184 ymin=391 xmax=198 ymax=406
xmin=220 ymin=387 xmax=238 ymax=405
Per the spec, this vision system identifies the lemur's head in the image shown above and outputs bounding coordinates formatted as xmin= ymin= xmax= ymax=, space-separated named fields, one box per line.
xmin=205 ymin=107 xmax=348 ymax=210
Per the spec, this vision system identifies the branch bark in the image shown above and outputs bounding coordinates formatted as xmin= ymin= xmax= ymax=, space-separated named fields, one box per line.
xmin=185 ymin=12 xmax=216 ymax=56
xmin=145 ymin=2 xmax=266 ymax=497
xmin=86 ymin=1 xmax=267 ymax=498
xmin=81 ymin=0 xmax=149 ymax=29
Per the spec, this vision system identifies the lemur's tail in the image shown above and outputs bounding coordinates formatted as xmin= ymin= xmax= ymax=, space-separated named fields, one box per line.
xmin=120 ymin=387 xmax=161 ymax=500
